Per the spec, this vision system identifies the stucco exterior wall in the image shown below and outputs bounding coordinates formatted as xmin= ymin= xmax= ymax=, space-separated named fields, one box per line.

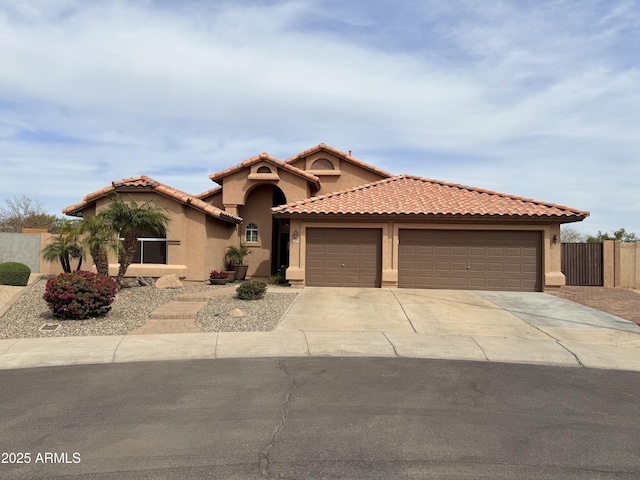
xmin=598 ymin=241 xmax=639 ymax=289
xmin=0 ymin=232 xmax=41 ymax=272
xmin=238 ymin=184 xmax=275 ymax=277
xmin=85 ymin=192 xmax=233 ymax=282
xmin=219 ymin=168 xmax=311 ymax=209
xmin=289 ymin=151 xmax=388 ymax=195
xmin=286 ymin=220 xmax=563 ymax=291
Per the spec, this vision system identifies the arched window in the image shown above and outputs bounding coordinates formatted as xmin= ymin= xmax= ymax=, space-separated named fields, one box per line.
xmin=310 ymin=158 xmax=334 ymax=170
xmin=256 ymin=166 xmax=272 ymax=173
xmin=245 ymin=222 xmax=258 ymax=243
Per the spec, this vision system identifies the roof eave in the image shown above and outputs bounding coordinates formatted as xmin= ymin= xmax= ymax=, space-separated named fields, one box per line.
xmin=272 ymin=211 xmax=589 ymax=223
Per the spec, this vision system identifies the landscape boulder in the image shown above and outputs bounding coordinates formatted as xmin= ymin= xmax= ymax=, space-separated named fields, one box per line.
xmin=121 ymin=278 xmax=141 ymax=288
xmin=154 ymin=274 xmax=184 ymax=289
xmin=228 ymin=308 xmax=246 ymax=318
xmin=137 ymin=276 xmax=154 ymax=287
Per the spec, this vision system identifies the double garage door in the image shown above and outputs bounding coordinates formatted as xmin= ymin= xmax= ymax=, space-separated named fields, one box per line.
xmin=398 ymin=230 xmax=542 ymax=291
xmin=306 ymin=227 xmax=542 ymax=291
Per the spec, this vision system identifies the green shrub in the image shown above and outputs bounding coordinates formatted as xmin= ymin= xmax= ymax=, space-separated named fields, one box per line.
xmin=43 ymin=271 xmax=117 ymax=320
xmin=270 ymin=265 xmax=288 ymax=285
xmin=236 ymin=280 xmax=267 ymax=300
xmin=0 ymin=262 xmax=31 ymax=286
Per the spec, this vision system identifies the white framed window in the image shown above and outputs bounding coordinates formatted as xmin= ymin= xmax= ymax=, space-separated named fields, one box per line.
xmin=245 ymin=223 xmax=259 ymax=243
xmin=120 ymin=231 xmax=168 ymax=264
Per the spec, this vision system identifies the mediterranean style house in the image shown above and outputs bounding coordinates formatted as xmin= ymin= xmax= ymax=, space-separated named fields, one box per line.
xmin=63 ymin=143 xmax=588 ymax=291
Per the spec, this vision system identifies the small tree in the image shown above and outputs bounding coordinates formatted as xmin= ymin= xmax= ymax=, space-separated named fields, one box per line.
xmin=77 ymin=213 xmax=121 ymax=277
xmin=586 ymin=228 xmax=639 ymax=243
xmin=560 ymin=225 xmax=586 ymax=243
xmin=41 ymin=220 xmax=84 ymax=273
xmin=0 ymin=195 xmax=62 ymax=232
xmin=102 ymin=194 xmax=170 ymax=286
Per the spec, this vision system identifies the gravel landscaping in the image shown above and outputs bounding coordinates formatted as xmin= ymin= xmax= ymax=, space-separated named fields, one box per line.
xmin=196 ymin=289 xmax=298 ymax=332
xmin=0 ymin=278 xmax=298 ymax=339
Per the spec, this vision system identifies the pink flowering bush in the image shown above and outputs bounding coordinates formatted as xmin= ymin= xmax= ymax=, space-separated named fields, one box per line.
xmin=43 ymin=271 xmax=118 ymax=320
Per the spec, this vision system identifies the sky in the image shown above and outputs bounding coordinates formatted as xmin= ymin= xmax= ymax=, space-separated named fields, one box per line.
xmin=0 ymin=0 xmax=638 ymax=236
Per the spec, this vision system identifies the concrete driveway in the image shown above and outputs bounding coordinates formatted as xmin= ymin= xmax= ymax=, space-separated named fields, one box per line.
xmin=278 ymin=287 xmax=640 ymax=349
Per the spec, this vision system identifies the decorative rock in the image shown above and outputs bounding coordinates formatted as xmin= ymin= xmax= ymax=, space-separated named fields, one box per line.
xmin=121 ymin=278 xmax=141 ymax=288
xmin=137 ymin=276 xmax=154 ymax=287
xmin=154 ymin=274 xmax=184 ymax=289
xmin=228 ymin=308 xmax=246 ymax=318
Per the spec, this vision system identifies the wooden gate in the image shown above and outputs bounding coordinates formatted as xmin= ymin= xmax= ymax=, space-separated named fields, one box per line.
xmin=561 ymin=243 xmax=603 ymax=286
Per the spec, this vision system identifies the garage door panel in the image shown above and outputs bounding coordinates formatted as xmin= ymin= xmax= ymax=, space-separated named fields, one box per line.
xmin=399 ymin=230 xmax=542 ymax=292
xmin=434 ymin=262 xmax=450 ymax=271
xmin=308 ymin=259 xmax=324 ymax=269
xmin=487 ymin=263 xmax=503 ymax=272
xmin=306 ymin=228 xmax=381 ymax=287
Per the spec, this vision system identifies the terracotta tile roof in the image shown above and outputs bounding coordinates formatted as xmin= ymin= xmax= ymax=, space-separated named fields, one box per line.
xmin=195 ymin=185 xmax=222 ymax=199
xmin=272 ymin=175 xmax=589 ymax=221
xmin=63 ymin=175 xmax=242 ymax=224
xmin=209 ymin=152 xmax=321 ymax=189
xmin=285 ymin=143 xmax=392 ymax=178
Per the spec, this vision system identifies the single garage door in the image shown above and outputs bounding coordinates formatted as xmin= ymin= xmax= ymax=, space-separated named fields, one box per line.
xmin=306 ymin=228 xmax=382 ymax=287
xmin=398 ymin=230 xmax=542 ymax=291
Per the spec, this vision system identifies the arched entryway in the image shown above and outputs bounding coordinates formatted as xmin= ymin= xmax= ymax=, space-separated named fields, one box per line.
xmin=240 ymin=184 xmax=289 ymax=277
xmin=271 ymin=186 xmax=289 ymax=275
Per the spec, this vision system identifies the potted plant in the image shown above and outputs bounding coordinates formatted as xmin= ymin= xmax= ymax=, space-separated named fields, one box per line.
xmin=223 ymin=257 xmax=236 ymax=282
xmin=209 ymin=270 xmax=229 ymax=285
xmin=225 ymin=243 xmax=251 ymax=281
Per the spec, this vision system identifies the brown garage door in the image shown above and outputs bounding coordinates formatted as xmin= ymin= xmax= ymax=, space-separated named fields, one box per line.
xmin=398 ymin=230 xmax=542 ymax=291
xmin=306 ymin=228 xmax=381 ymax=287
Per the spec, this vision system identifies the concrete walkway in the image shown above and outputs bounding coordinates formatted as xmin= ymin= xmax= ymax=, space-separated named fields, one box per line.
xmin=129 ymin=286 xmax=236 ymax=335
xmin=1 ymin=287 xmax=640 ymax=372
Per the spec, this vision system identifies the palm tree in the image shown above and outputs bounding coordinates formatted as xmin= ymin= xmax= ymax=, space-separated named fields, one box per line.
xmin=41 ymin=220 xmax=84 ymax=273
xmin=77 ymin=213 xmax=120 ymax=277
xmin=102 ymin=194 xmax=170 ymax=286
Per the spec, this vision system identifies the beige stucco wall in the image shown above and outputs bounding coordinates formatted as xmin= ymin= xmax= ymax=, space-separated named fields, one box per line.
xmin=238 ymin=184 xmax=275 ymax=277
xmin=289 ymin=151 xmax=388 ymax=195
xmin=286 ymin=220 xmax=564 ymax=291
xmin=218 ymin=166 xmax=311 ymax=210
xmin=602 ymin=240 xmax=639 ymax=289
xmin=49 ymin=192 xmax=236 ymax=282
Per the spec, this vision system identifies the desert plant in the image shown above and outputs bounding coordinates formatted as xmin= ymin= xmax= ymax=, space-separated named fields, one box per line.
xmin=101 ymin=193 xmax=170 ymax=286
xmin=0 ymin=262 xmax=31 ymax=286
xmin=41 ymin=219 xmax=84 ymax=273
xmin=270 ymin=265 xmax=288 ymax=285
xmin=43 ymin=271 xmax=117 ymax=320
xmin=225 ymin=243 xmax=251 ymax=266
xmin=236 ymin=280 xmax=266 ymax=300
xmin=76 ymin=213 xmax=121 ymax=277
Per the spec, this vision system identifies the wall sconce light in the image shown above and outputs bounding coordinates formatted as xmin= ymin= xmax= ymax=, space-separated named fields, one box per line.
xmin=293 ymin=230 xmax=299 ymax=240
xmin=553 ymin=234 xmax=559 ymax=244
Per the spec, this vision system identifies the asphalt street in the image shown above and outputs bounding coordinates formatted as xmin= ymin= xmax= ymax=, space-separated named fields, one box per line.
xmin=2 ymin=358 xmax=640 ymax=479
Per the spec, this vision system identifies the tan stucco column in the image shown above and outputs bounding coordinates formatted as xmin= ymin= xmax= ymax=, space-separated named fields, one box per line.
xmin=286 ymin=219 xmax=305 ymax=287
xmin=544 ymin=224 xmax=565 ymax=291
xmin=602 ymin=240 xmax=615 ymax=287
xmin=381 ymin=221 xmax=397 ymax=287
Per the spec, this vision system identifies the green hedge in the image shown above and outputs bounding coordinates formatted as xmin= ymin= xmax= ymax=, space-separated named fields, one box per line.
xmin=0 ymin=262 xmax=31 ymax=286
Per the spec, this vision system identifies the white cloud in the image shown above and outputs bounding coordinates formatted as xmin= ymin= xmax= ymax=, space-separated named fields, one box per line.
xmin=0 ymin=0 xmax=638 ymax=235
